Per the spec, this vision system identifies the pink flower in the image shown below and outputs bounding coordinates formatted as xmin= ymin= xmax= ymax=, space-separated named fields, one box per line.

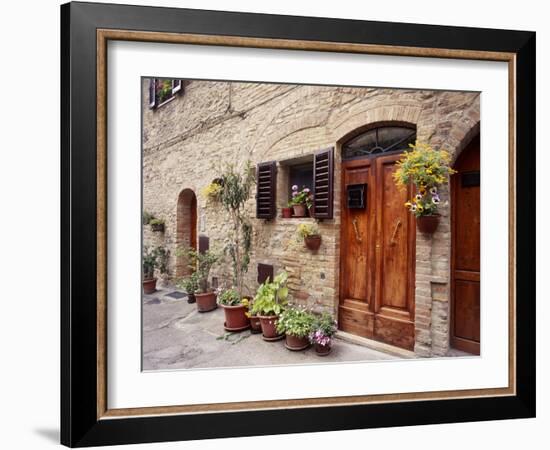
xmin=292 ymin=185 xmax=298 ymax=191
xmin=304 ymin=188 xmax=310 ymax=193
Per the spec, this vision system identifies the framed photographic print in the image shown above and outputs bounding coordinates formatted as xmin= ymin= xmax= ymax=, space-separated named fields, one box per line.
xmin=60 ymin=1 xmax=536 ymax=447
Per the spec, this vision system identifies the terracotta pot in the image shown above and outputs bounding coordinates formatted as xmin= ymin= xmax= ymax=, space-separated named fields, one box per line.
xmin=195 ymin=292 xmax=217 ymax=312
xmin=417 ymin=214 xmax=440 ymax=234
xmin=282 ymin=207 xmax=293 ymax=218
xmin=249 ymin=315 xmax=262 ymax=334
xmin=304 ymin=235 xmax=322 ymax=251
xmin=314 ymin=343 xmax=331 ymax=356
xmin=259 ymin=315 xmax=283 ymax=340
xmin=221 ymin=304 xmax=250 ymax=331
xmin=142 ymin=278 xmax=157 ymax=294
xmin=150 ymin=223 xmax=164 ymax=232
xmin=187 ymin=293 xmax=196 ymax=304
xmin=285 ymin=334 xmax=310 ymax=351
xmin=292 ymin=204 xmax=306 ymax=217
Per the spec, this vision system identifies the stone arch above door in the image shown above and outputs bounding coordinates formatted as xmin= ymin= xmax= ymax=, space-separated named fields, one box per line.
xmin=332 ymin=104 xmax=422 ymax=146
xmin=176 ymin=188 xmax=197 ymax=278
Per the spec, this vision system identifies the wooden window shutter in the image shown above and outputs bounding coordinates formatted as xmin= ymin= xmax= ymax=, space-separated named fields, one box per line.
xmin=256 ymin=161 xmax=277 ymax=219
xmin=313 ymin=147 xmax=334 ymax=219
xmin=148 ymin=78 xmax=157 ymax=109
xmin=257 ymin=263 xmax=274 ymax=284
xmin=172 ymin=79 xmax=182 ymax=95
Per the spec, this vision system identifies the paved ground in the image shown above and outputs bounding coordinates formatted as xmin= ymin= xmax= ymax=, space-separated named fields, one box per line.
xmin=142 ymin=286 xmax=399 ymax=371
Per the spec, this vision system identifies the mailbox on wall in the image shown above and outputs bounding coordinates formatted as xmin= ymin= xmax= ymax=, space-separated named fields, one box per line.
xmin=347 ymin=184 xmax=366 ymax=209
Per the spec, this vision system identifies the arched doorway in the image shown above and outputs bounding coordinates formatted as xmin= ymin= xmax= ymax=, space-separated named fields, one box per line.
xmin=176 ymin=189 xmax=197 ymax=277
xmin=450 ymin=133 xmax=480 ymax=355
xmin=338 ymin=124 xmax=417 ymax=350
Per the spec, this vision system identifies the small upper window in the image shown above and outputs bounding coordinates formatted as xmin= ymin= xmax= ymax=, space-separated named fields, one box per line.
xmin=342 ymin=125 xmax=416 ymax=160
xmin=148 ymin=78 xmax=183 ymax=109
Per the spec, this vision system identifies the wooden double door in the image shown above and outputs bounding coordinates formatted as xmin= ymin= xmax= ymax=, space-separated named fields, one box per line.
xmin=339 ymin=153 xmax=416 ymax=350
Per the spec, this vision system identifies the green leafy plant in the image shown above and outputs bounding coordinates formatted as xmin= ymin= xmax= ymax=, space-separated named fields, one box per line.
xmin=296 ymin=222 xmax=320 ymax=239
xmin=393 ymin=141 xmax=455 ymax=217
xmin=149 ymin=218 xmax=165 ymax=226
xmin=156 ymin=78 xmax=173 ymax=103
xmin=142 ymin=211 xmax=155 ymax=225
xmin=177 ymin=246 xmax=220 ymax=293
xmin=217 ymin=162 xmax=255 ymax=298
xmin=218 ymin=288 xmax=243 ymax=306
xmin=288 ymin=185 xmax=313 ymax=208
xmin=276 ymin=306 xmax=316 ymax=338
xmin=250 ymin=271 xmax=289 ymax=316
xmin=177 ymin=272 xmax=199 ymax=295
xmin=142 ymin=246 xmax=168 ymax=280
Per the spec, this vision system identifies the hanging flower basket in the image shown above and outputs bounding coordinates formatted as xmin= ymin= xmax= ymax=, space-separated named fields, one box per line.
xmin=416 ymin=214 xmax=440 ymax=234
xmin=304 ymin=235 xmax=322 ymax=251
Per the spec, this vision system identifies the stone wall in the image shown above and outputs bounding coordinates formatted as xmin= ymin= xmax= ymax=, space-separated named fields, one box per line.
xmin=142 ymin=79 xmax=480 ymax=356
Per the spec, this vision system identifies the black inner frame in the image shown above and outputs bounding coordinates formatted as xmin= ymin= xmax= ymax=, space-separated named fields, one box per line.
xmin=61 ymin=2 xmax=536 ymax=447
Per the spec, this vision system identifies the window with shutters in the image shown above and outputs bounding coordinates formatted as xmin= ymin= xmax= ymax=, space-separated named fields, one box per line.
xmin=276 ymin=155 xmax=314 ymax=218
xmin=256 ymin=161 xmax=277 ymax=219
xmin=148 ymin=78 xmax=183 ymax=109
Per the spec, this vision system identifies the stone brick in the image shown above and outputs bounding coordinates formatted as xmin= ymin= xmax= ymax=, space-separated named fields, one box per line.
xmin=142 ymin=79 xmax=479 ymax=355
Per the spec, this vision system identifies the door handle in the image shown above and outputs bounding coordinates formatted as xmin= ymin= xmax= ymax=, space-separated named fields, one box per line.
xmin=352 ymin=217 xmax=363 ymax=242
xmin=389 ymin=219 xmax=402 ymax=246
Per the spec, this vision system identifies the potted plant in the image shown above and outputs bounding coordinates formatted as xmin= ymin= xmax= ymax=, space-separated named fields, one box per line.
xmin=276 ymin=306 xmax=316 ymax=351
xmin=177 ymin=272 xmax=199 ymax=304
xmin=218 ymin=288 xmax=250 ymax=331
xmin=178 ymin=247 xmax=220 ymax=312
xmin=246 ymin=304 xmax=263 ymax=334
xmin=217 ymin=162 xmax=255 ymax=300
xmin=309 ymin=313 xmax=337 ymax=356
xmin=142 ymin=211 xmax=154 ymax=225
xmin=149 ymin=217 xmax=165 ymax=232
xmin=142 ymin=246 xmax=168 ymax=294
xmin=297 ymin=223 xmax=322 ymax=251
xmin=288 ymin=185 xmax=313 ymax=217
xmin=250 ymin=271 xmax=289 ymax=341
xmin=393 ymin=141 xmax=455 ymax=234
xmin=281 ymin=205 xmax=293 ymax=218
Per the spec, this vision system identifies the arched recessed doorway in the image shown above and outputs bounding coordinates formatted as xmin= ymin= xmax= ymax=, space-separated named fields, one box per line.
xmin=338 ymin=124 xmax=417 ymax=350
xmin=451 ymin=133 xmax=480 ymax=355
xmin=176 ymin=189 xmax=197 ymax=278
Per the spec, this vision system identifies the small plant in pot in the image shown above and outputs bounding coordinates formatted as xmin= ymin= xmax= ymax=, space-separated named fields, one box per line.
xmin=276 ymin=306 xmax=316 ymax=351
xmin=149 ymin=217 xmax=165 ymax=232
xmin=250 ymin=271 xmax=289 ymax=341
xmin=309 ymin=313 xmax=337 ymax=356
xmin=297 ymin=222 xmax=322 ymax=251
xmin=288 ymin=185 xmax=313 ymax=218
xmin=142 ymin=246 xmax=168 ymax=294
xmin=178 ymin=247 xmax=220 ymax=312
xmin=142 ymin=211 xmax=154 ymax=225
xmin=393 ymin=141 xmax=455 ymax=234
xmin=177 ymin=272 xmax=199 ymax=304
xmin=218 ymin=288 xmax=251 ymax=332
xmin=281 ymin=206 xmax=293 ymax=218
